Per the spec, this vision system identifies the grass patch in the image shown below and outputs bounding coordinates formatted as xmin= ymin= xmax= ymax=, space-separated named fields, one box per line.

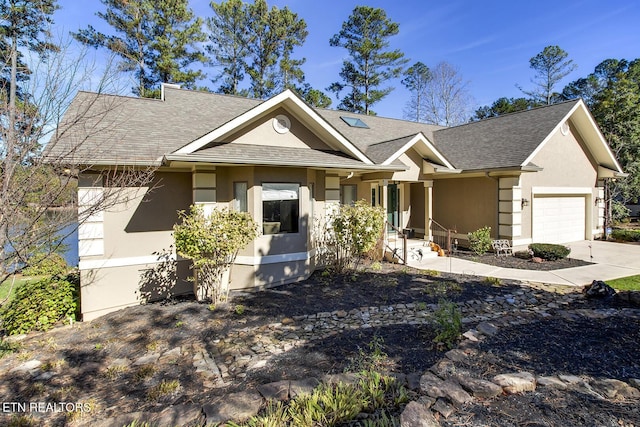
xmin=0 ymin=275 xmax=35 ymax=302
xmin=147 ymin=379 xmax=180 ymax=401
xmin=0 ymin=339 xmax=22 ymax=359
xmin=606 ymin=275 xmax=640 ymax=291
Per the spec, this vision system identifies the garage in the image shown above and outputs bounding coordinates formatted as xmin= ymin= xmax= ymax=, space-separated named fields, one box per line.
xmin=532 ymin=196 xmax=586 ymax=244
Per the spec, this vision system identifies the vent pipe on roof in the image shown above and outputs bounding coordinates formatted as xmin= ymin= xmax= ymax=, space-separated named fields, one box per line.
xmin=161 ymin=83 xmax=182 ymax=101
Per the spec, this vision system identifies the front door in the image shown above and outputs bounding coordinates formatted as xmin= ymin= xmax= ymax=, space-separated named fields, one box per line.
xmin=387 ymin=184 xmax=399 ymax=228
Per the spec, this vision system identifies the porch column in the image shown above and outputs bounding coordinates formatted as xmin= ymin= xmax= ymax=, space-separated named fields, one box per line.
xmin=424 ymin=180 xmax=433 ymax=241
xmin=381 ymin=179 xmax=388 ymax=220
xmin=498 ymin=177 xmax=522 ymax=243
xmin=192 ymin=168 xmax=216 ymax=217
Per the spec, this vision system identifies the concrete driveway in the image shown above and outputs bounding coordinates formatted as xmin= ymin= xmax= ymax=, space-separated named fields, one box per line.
xmin=410 ymin=240 xmax=640 ymax=286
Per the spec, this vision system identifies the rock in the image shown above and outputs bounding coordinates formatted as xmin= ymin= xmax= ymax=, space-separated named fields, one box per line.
xmin=583 ymin=280 xmax=616 ymax=299
xmin=457 ymin=376 xmax=503 ymax=398
xmin=429 ymin=358 xmax=457 ymax=379
xmin=440 ymin=379 xmax=473 ymax=406
xmin=445 ymin=349 xmax=468 ymax=363
xmin=289 ymin=378 xmax=320 ymax=399
xmin=476 ymin=322 xmax=499 ymax=336
xmin=257 ymin=380 xmax=291 ymax=401
xmin=462 ymin=330 xmax=480 ymax=342
xmin=591 ymin=379 xmax=640 ymax=399
xmin=432 ymin=398 xmax=455 ymax=418
xmin=531 ymin=257 xmax=543 ymax=263
xmin=536 ymin=376 xmax=567 ymax=390
xmin=400 ymin=401 xmax=439 ymax=427
xmin=419 ymin=372 xmax=446 ymax=398
xmin=10 ymin=360 xmax=41 ymax=373
xmin=133 ymin=353 xmax=160 ymax=366
xmin=152 ymin=404 xmax=204 ymax=427
xmin=322 ymin=373 xmax=359 ymax=386
xmin=558 ymin=374 xmax=583 ymax=385
xmin=492 ymin=372 xmax=536 ymax=394
xmin=203 ymin=391 xmax=263 ymax=424
xmin=406 ymin=372 xmax=422 ymax=391
xmin=629 ymin=378 xmax=640 ymax=390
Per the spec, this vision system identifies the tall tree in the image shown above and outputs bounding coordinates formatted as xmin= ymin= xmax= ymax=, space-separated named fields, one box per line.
xmin=244 ymin=0 xmax=308 ymax=99
xmin=206 ymin=0 xmax=250 ymax=95
xmin=421 ymin=62 xmax=471 ymax=126
xmin=562 ymin=58 xmax=640 ymax=219
xmin=328 ymin=6 xmax=407 ymax=115
xmin=73 ymin=0 xmax=205 ymax=98
xmin=519 ymin=45 xmax=577 ymax=105
xmin=472 ymin=97 xmax=536 ymax=121
xmin=401 ymin=61 xmax=431 ymax=122
xmin=146 ymin=0 xmax=206 ymax=97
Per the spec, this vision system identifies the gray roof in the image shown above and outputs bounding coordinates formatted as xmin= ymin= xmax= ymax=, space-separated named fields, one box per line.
xmin=433 ymin=100 xmax=580 ymax=170
xmin=166 ymin=143 xmax=404 ymax=170
xmin=47 ymin=86 xmax=581 ymax=172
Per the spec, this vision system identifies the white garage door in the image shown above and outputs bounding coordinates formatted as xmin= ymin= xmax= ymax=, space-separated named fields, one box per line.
xmin=532 ymin=196 xmax=586 ymax=244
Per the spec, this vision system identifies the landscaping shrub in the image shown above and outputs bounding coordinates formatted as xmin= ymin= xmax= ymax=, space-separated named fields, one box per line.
xmin=514 ymin=250 xmax=533 ymax=259
xmin=0 ymin=274 xmax=78 ymax=335
xmin=330 ymin=200 xmax=385 ymax=273
xmin=528 ymin=243 xmax=571 ymax=261
xmin=433 ymin=299 xmax=462 ymax=349
xmin=467 ymin=226 xmax=492 ymax=255
xmin=610 ymin=229 xmax=640 ymax=242
xmin=21 ymin=252 xmax=69 ymax=277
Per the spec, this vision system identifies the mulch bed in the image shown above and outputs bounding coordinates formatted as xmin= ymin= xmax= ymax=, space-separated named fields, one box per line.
xmin=1 ymin=263 xmax=638 ymax=426
xmin=452 ymin=248 xmax=594 ymax=270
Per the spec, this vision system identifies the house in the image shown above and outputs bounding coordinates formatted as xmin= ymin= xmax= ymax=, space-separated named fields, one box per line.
xmin=49 ymin=84 xmax=624 ymax=320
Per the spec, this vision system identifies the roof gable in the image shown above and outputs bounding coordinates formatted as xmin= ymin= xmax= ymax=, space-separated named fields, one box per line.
xmin=174 ymin=89 xmax=373 ymax=165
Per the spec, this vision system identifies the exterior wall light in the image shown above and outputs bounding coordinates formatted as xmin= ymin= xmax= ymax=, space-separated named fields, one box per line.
xmin=521 ymin=198 xmax=529 ymax=208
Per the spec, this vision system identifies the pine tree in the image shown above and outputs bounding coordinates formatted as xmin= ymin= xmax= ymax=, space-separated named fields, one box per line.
xmin=328 ymin=6 xmax=407 ymax=115
xmin=73 ymin=0 xmax=205 ymax=98
xmin=519 ymin=45 xmax=577 ymax=105
xmin=402 ymin=62 xmax=431 ymax=122
xmin=207 ymin=0 xmax=250 ymax=95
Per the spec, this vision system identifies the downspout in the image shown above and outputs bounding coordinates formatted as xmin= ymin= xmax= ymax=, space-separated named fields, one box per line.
xmin=485 ymin=172 xmax=500 ymax=239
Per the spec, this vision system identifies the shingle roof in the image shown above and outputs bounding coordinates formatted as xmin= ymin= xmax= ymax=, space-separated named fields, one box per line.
xmin=167 ymin=143 xmax=404 ymax=170
xmin=433 ymin=100 xmax=580 ymax=170
xmin=48 ymin=86 xmax=581 ymax=172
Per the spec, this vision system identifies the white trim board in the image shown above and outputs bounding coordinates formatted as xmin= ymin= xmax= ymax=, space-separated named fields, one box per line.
xmin=79 ymin=250 xmax=316 ymax=270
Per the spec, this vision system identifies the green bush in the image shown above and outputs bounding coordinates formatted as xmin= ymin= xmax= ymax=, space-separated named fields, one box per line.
xmin=528 ymin=243 xmax=571 ymax=261
xmin=21 ymin=252 xmax=69 ymax=277
xmin=467 ymin=226 xmax=492 ymax=255
xmin=331 ymin=200 xmax=385 ymax=273
xmin=433 ymin=299 xmax=462 ymax=349
xmin=610 ymin=229 xmax=640 ymax=242
xmin=0 ymin=274 xmax=78 ymax=335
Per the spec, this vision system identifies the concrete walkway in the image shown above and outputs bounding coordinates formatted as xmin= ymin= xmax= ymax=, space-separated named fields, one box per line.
xmin=408 ymin=240 xmax=640 ymax=286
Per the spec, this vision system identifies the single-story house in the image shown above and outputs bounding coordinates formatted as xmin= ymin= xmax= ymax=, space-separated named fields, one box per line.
xmin=49 ymin=84 xmax=624 ymax=320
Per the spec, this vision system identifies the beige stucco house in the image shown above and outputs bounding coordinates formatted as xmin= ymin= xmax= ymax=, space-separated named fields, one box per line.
xmin=50 ymin=84 xmax=624 ymax=320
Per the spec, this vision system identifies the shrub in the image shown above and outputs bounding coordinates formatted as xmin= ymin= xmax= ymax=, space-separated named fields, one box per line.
xmin=21 ymin=253 xmax=69 ymax=277
xmin=468 ymin=226 xmax=492 ymax=255
xmin=173 ymin=205 xmax=259 ymax=303
xmin=528 ymin=243 xmax=571 ymax=261
xmin=330 ymin=200 xmax=385 ymax=273
xmin=0 ymin=275 xmax=78 ymax=335
xmin=514 ymin=250 xmax=532 ymax=259
xmin=433 ymin=299 xmax=462 ymax=349
xmin=610 ymin=229 xmax=640 ymax=242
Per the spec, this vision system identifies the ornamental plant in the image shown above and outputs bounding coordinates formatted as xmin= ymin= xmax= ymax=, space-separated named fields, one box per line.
xmin=331 ymin=200 xmax=385 ymax=273
xmin=0 ymin=274 xmax=78 ymax=335
xmin=468 ymin=226 xmax=492 ymax=255
xmin=173 ymin=205 xmax=258 ymax=303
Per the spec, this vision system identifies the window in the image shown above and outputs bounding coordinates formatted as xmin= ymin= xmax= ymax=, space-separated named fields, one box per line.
xmin=233 ymin=182 xmax=248 ymax=212
xmin=340 ymin=116 xmax=369 ymax=128
xmin=262 ymin=183 xmax=299 ymax=234
xmin=341 ymin=184 xmax=357 ymax=206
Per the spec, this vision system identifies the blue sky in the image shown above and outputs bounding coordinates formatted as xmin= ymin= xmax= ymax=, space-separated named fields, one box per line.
xmin=53 ymin=0 xmax=640 ymax=119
